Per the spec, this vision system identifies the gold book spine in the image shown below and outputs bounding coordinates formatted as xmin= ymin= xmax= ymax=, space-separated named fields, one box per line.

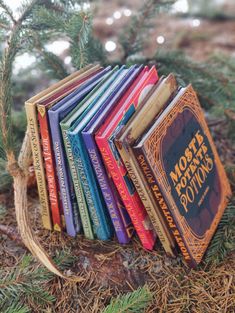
xmin=25 ymin=102 xmax=52 ymax=230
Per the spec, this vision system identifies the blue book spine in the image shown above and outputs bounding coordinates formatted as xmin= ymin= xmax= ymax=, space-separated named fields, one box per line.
xmin=68 ymin=131 xmax=113 ymax=240
xmin=48 ymin=111 xmax=80 ymax=237
xmin=82 ymin=132 xmax=133 ymax=244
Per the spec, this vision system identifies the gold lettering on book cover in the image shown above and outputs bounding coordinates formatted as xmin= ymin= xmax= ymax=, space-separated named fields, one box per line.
xmin=143 ymin=86 xmax=231 ymax=264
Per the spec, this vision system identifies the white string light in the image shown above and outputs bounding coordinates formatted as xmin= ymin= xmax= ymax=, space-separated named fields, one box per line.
xmin=191 ymin=19 xmax=201 ymax=27
xmin=83 ymin=2 xmax=91 ymax=10
xmin=113 ymin=11 xmax=122 ymax=19
xmin=172 ymin=0 xmax=189 ymax=13
xmin=106 ymin=17 xmax=114 ymax=25
xmin=64 ymin=56 xmax=72 ymax=65
xmin=105 ymin=41 xmax=117 ymax=52
xmin=13 ymin=53 xmax=36 ymax=75
xmin=123 ymin=9 xmax=132 ymax=17
xmin=156 ymin=36 xmax=165 ymax=44
xmin=45 ymin=41 xmax=70 ymax=56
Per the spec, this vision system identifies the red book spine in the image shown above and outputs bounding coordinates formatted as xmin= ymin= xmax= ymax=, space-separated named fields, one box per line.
xmin=96 ymin=137 xmax=156 ymax=250
xmin=38 ymin=105 xmax=62 ymax=231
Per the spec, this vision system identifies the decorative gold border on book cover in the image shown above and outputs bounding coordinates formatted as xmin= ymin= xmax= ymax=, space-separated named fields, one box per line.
xmin=144 ymin=85 xmax=231 ymax=264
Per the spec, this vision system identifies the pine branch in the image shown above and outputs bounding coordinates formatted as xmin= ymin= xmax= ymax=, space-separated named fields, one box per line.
xmin=68 ymin=12 xmax=91 ymax=68
xmin=0 ymin=255 xmax=55 ymax=311
xmin=0 ymin=12 xmax=11 ymax=30
xmin=86 ymin=34 xmax=107 ymax=65
xmin=205 ymin=195 xmax=235 ymax=265
xmin=103 ymin=286 xmax=152 ymax=313
xmin=1 ymin=301 xmax=30 ymax=313
xmin=0 ymin=0 xmax=16 ymax=24
xmin=0 ymin=27 xmax=20 ymax=154
xmin=153 ymin=50 xmax=235 ymax=113
xmin=0 ymin=252 xmax=74 ymax=312
xmin=37 ymin=49 xmax=68 ymax=79
xmin=119 ymin=0 xmax=173 ymax=62
xmin=17 ymin=0 xmax=39 ymax=24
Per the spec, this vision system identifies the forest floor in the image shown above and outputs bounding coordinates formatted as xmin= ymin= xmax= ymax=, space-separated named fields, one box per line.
xmin=0 ymin=118 xmax=234 ymax=313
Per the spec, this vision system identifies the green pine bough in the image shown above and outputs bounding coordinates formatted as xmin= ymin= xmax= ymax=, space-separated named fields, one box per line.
xmin=103 ymin=286 xmax=153 ymax=313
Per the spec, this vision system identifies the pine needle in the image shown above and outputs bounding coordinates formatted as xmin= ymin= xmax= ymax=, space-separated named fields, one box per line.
xmin=103 ymin=285 xmax=153 ymax=313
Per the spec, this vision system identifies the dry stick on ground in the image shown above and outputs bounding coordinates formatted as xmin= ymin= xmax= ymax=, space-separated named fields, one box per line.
xmin=0 ymin=1 xmax=84 ymax=282
xmin=8 ymin=128 xmax=84 ymax=282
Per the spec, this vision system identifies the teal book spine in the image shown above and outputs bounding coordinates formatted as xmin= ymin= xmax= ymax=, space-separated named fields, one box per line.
xmin=66 ymin=67 xmax=129 ymax=240
xmin=60 ymin=66 xmax=114 ymax=239
xmin=61 ymin=127 xmax=94 ymax=239
xmin=68 ymin=130 xmax=113 ymax=240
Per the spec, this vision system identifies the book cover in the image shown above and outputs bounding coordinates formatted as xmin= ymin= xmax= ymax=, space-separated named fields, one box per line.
xmin=25 ymin=66 xmax=94 ymax=230
xmin=47 ymin=68 xmax=109 ymax=237
xmin=37 ymin=65 xmax=102 ymax=231
xmin=60 ymin=66 xmax=116 ymax=239
xmin=94 ymin=66 xmax=158 ymax=250
xmin=67 ymin=66 xmax=133 ymax=240
xmin=115 ymin=74 xmax=178 ymax=256
xmin=82 ymin=65 xmax=145 ymax=243
xmin=133 ymin=84 xmax=232 ymax=266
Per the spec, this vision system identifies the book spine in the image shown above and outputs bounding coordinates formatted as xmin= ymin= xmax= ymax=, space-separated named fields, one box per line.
xmin=25 ymin=102 xmax=52 ymax=230
xmin=48 ymin=111 xmax=81 ymax=237
xmin=37 ymin=105 xmax=62 ymax=231
xmin=116 ymin=139 xmax=176 ymax=256
xmin=68 ymin=132 xmax=113 ymax=240
xmin=61 ymin=126 xmax=94 ymax=239
xmin=83 ymin=131 xmax=133 ymax=244
xmin=97 ymin=137 xmax=156 ymax=250
xmin=133 ymin=147 xmax=196 ymax=267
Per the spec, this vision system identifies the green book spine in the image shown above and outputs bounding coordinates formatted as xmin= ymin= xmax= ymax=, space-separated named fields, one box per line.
xmin=61 ymin=125 xmax=94 ymax=239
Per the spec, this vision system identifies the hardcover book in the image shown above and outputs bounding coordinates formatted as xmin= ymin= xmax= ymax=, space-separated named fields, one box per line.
xmin=60 ymin=66 xmax=116 ymax=239
xmin=67 ymin=66 xmax=135 ymax=240
xmin=81 ymin=65 xmax=146 ymax=243
xmin=37 ymin=65 xmax=101 ymax=231
xmin=115 ymin=74 xmax=178 ymax=256
xmin=133 ymin=84 xmax=232 ymax=266
xmin=95 ymin=66 xmax=159 ymax=250
xmin=25 ymin=65 xmax=94 ymax=230
xmin=47 ymin=68 xmax=109 ymax=237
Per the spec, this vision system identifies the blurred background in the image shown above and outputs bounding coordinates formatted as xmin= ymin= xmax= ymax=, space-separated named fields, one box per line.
xmin=5 ymin=0 xmax=235 ymax=100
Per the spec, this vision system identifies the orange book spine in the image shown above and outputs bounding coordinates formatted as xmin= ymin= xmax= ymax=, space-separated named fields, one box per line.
xmin=96 ymin=137 xmax=156 ymax=250
xmin=38 ymin=106 xmax=62 ymax=231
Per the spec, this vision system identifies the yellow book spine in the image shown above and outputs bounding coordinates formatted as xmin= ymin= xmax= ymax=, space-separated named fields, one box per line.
xmin=25 ymin=102 xmax=52 ymax=230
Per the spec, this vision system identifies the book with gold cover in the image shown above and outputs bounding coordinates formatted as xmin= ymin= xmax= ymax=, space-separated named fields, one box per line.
xmin=133 ymin=84 xmax=232 ymax=267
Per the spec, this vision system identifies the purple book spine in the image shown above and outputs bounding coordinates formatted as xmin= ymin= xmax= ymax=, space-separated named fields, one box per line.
xmin=48 ymin=111 xmax=80 ymax=237
xmin=82 ymin=132 xmax=132 ymax=244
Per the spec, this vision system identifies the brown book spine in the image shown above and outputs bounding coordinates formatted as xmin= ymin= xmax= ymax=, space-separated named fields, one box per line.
xmin=116 ymin=144 xmax=176 ymax=257
xmin=133 ymin=146 xmax=197 ymax=268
